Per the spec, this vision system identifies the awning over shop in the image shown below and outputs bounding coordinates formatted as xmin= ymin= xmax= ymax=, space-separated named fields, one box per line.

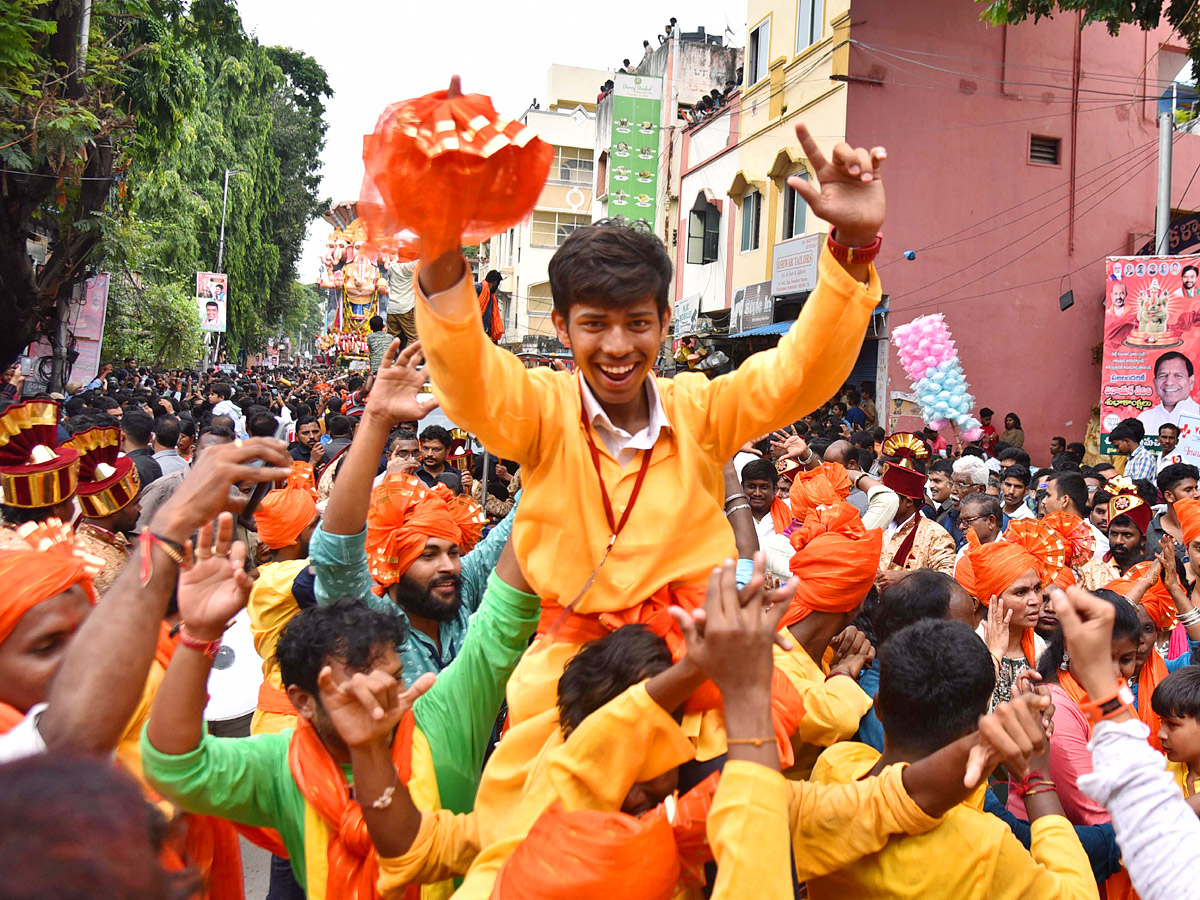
xmin=730 ymin=321 xmax=792 ymax=337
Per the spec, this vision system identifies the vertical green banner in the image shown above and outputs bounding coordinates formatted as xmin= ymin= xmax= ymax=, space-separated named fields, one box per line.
xmin=608 ymin=73 xmax=663 ymax=227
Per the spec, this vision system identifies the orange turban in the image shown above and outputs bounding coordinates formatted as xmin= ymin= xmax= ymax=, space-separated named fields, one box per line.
xmin=782 ymin=501 xmax=882 ymax=629
xmin=1041 ymin=511 xmax=1096 ymax=568
xmin=788 ymin=462 xmax=852 ymax=521
xmin=365 ymin=475 xmax=485 ymax=593
xmin=1003 ymin=520 xmax=1067 ymax=586
xmin=288 ymin=460 xmax=318 ymax=500
xmin=493 ymin=772 xmax=719 ymax=900
xmin=958 ymin=532 xmax=1040 ymax=606
xmin=1177 ymin=498 xmax=1200 ymax=546
xmin=0 ymin=520 xmax=100 ymax=645
xmin=1108 ymin=560 xmax=1175 ymax=631
xmin=254 ymin=484 xmax=319 ymax=551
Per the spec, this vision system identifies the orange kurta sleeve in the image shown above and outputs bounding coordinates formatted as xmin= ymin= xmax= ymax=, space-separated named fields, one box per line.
xmin=787 ymin=762 xmax=942 ymax=882
xmin=680 ymin=247 xmax=882 ymax=462
xmin=707 ymin=761 xmax=793 ymax=900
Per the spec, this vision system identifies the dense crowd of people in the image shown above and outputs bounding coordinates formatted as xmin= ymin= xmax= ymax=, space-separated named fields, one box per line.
xmin=3 ymin=121 xmax=1200 ymax=900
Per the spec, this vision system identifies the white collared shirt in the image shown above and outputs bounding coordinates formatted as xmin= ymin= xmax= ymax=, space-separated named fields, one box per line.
xmin=578 ymin=373 xmax=669 ymax=467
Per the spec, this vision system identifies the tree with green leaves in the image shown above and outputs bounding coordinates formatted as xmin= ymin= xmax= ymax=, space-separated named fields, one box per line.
xmin=0 ymin=0 xmax=236 ymax=369
xmin=979 ymin=0 xmax=1200 ymax=69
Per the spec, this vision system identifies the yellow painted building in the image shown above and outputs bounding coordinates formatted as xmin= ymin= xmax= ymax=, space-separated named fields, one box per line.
xmin=728 ymin=0 xmax=852 ymax=296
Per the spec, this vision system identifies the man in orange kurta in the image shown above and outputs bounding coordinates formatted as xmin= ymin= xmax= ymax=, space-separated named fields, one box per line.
xmin=415 ymin=124 xmax=887 ymax=819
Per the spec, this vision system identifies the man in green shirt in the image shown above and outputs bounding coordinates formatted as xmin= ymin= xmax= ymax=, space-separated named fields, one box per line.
xmin=142 ymin=513 xmax=538 ymax=894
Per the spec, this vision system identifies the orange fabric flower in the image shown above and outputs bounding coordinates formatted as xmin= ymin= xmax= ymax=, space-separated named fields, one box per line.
xmin=365 ymin=475 xmax=485 ymax=594
xmin=1003 ymin=519 xmax=1067 ymax=586
xmin=788 ymin=462 xmax=852 ymax=521
xmin=782 ymin=502 xmax=882 ymax=629
xmin=254 ymin=485 xmax=319 ymax=551
xmin=1041 ymin=511 xmax=1096 ymax=568
xmin=1107 ymin=560 xmax=1175 ymax=631
xmin=361 ymin=86 xmax=554 ymax=260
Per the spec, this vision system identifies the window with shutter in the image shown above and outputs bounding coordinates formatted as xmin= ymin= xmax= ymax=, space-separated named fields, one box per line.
xmin=1029 ymin=135 xmax=1061 ymax=166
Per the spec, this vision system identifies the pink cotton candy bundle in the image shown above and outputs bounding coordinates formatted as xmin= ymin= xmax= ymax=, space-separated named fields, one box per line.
xmin=891 ymin=314 xmax=981 ymax=439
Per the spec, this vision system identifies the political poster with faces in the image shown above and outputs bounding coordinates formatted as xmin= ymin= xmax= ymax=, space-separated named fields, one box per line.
xmin=1100 ymin=254 xmax=1200 ymax=456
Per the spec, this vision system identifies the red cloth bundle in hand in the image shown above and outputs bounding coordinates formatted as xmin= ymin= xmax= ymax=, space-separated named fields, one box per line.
xmin=361 ymin=81 xmax=553 ymax=260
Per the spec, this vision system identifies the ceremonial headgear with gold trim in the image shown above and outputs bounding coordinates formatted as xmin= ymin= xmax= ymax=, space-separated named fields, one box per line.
xmin=0 ymin=401 xmax=79 ymax=509
xmin=879 ymin=432 xmax=929 ymax=500
xmin=1105 ymin=476 xmax=1152 ymax=535
xmin=63 ymin=426 xmax=140 ymax=519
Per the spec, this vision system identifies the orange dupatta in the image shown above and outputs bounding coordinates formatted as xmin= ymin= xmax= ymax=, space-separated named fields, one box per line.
xmin=769 ymin=496 xmax=791 ymax=534
xmin=287 ymin=711 xmax=420 ymax=900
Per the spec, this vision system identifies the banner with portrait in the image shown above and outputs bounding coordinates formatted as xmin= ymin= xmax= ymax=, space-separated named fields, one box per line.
xmin=197 ymin=272 xmax=228 ymax=333
xmin=1100 ymin=255 xmax=1200 ymax=459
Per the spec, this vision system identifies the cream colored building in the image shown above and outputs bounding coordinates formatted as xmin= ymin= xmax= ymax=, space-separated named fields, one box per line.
xmin=728 ymin=0 xmax=852 ymax=297
xmin=481 ymin=65 xmax=608 ymax=339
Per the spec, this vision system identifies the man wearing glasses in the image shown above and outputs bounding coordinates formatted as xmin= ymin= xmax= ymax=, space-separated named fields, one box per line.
xmin=944 ymin=456 xmax=990 ymax=550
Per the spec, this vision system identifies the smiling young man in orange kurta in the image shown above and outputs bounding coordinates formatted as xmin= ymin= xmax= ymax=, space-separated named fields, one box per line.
xmin=417 ymin=107 xmax=885 ymax=809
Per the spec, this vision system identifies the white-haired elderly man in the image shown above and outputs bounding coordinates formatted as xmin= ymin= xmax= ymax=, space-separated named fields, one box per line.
xmin=942 ymin=455 xmax=990 ymax=550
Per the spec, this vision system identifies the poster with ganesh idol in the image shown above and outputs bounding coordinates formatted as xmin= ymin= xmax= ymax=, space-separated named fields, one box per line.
xmin=1100 ymin=255 xmax=1200 ymax=456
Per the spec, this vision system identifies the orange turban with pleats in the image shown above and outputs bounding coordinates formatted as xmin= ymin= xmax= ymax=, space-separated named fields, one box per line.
xmin=788 ymin=462 xmax=853 ymax=521
xmin=959 ymin=532 xmax=1041 ymax=664
xmin=0 ymin=520 xmax=102 ymax=731
xmin=492 ymin=772 xmax=720 ymax=900
xmin=1003 ymin=519 xmax=1067 ymax=587
xmin=782 ymin=501 xmax=882 ymax=629
xmin=365 ymin=475 xmax=485 ymax=593
xmin=1177 ymin=498 xmax=1200 ymax=546
xmin=254 ymin=484 xmax=319 ymax=550
xmin=288 ymin=460 xmax=318 ymax=500
xmin=1041 ymin=511 xmax=1096 ymax=568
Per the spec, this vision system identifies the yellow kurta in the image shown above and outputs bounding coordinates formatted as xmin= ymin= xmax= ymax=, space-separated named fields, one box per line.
xmin=1166 ymin=759 xmax=1200 ymax=798
xmin=706 ymin=762 xmax=793 ymax=900
xmin=381 ymin=681 xmax=694 ymax=899
xmin=806 ymin=742 xmax=1098 ymax=900
xmin=416 ymin=247 xmax=881 ymax=730
xmin=247 ymin=558 xmax=309 ymax=735
xmin=772 ymin=641 xmax=873 ymax=778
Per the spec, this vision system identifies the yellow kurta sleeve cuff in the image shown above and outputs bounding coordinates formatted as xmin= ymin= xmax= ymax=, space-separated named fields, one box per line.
xmin=376 ymin=810 xmax=480 ymax=893
xmin=815 ymin=243 xmax=882 ymax=312
xmin=876 ymin=763 xmax=943 ymax=834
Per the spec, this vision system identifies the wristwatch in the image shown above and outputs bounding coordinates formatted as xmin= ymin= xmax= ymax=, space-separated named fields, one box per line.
xmin=1080 ymin=681 xmax=1135 ymax=725
xmin=826 ymin=229 xmax=883 ymax=265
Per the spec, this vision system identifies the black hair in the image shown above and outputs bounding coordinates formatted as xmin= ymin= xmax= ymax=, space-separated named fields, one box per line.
xmin=1184 ymin=265 xmax=1199 ymax=278
xmin=177 ymin=414 xmax=196 ymax=440
xmin=1160 ymin=422 xmax=1182 ymax=437
xmin=1110 ymin=419 xmax=1145 ymax=444
xmin=419 ymin=425 xmax=452 ymax=447
xmin=875 ymin=620 xmax=995 ymax=755
xmin=1152 ymin=666 xmax=1200 ymax=721
xmin=872 ymin=570 xmax=963 ymax=644
xmin=121 ymin=410 xmax=154 ymax=445
xmin=741 ymin=458 xmax=778 ymax=486
xmin=548 ymin=218 xmax=673 ymax=320
xmin=295 ymin=415 xmax=318 ymax=431
xmin=960 ymin=492 xmax=1002 ymax=523
xmin=960 ymin=446 xmax=986 ymax=459
xmin=386 ymin=428 xmax=418 ymax=452
xmin=152 ymin=415 xmax=180 ymax=449
xmin=369 ymin=315 xmax=384 ymax=332
xmin=1047 ymin=471 xmax=1089 ymax=513
xmin=1002 ymin=464 xmax=1031 ymax=488
xmin=557 ymin=625 xmax=672 ymax=737
xmin=1066 ymin=442 xmax=1086 ymax=462
xmin=1091 ymin=489 xmax=1113 ymax=512
xmin=1133 ymin=478 xmax=1159 ymax=508
xmin=1051 ymin=435 xmax=1067 ymax=447
xmin=929 ymin=458 xmax=954 ymax=477
xmin=1159 ymin=463 xmax=1200 ymax=497
xmin=1154 ymin=350 xmax=1194 ymax=379
xmin=199 ymin=424 xmax=236 ymax=441
xmin=1004 ymin=412 xmax=1023 ymax=429
xmin=980 ymin=407 xmax=994 ymax=417
xmin=327 ymin=416 xmax=352 ymax=438
xmin=210 ymin=382 xmax=233 ymax=400
xmin=1037 ymin=589 xmax=1139 ymax=682
xmin=998 ymin=446 xmax=1032 ymax=468
xmin=248 ymin=411 xmax=278 ymax=438
xmin=1051 ymin=452 xmax=1081 ymax=472
xmin=1 ymin=503 xmax=59 ymax=526
xmin=275 ymin=599 xmax=408 ymax=697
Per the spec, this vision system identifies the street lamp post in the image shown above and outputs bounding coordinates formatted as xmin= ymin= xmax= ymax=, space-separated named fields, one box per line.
xmin=208 ymin=168 xmax=240 ymax=369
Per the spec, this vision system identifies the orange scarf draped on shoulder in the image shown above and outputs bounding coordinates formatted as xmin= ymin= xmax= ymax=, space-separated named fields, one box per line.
xmin=478 ymin=282 xmax=505 ymax=342
xmin=769 ymin=496 xmax=791 ymax=534
xmin=288 ymin=712 xmax=420 ymax=900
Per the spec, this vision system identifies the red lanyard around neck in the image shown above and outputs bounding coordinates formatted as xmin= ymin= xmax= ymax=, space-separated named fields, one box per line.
xmin=580 ymin=402 xmax=654 ymax=542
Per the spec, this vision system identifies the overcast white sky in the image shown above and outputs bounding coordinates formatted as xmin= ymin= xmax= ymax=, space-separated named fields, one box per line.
xmin=236 ymin=0 xmax=747 ymax=279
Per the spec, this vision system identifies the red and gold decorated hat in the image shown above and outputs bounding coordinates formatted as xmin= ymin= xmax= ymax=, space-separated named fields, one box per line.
xmin=62 ymin=426 xmax=140 ymax=519
xmin=879 ymin=432 xmax=929 ymax=500
xmin=775 ymin=457 xmax=802 ymax=481
xmin=1105 ymin=477 xmax=1152 ymax=535
xmin=0 ymin=401 xmax=79 ymax=509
